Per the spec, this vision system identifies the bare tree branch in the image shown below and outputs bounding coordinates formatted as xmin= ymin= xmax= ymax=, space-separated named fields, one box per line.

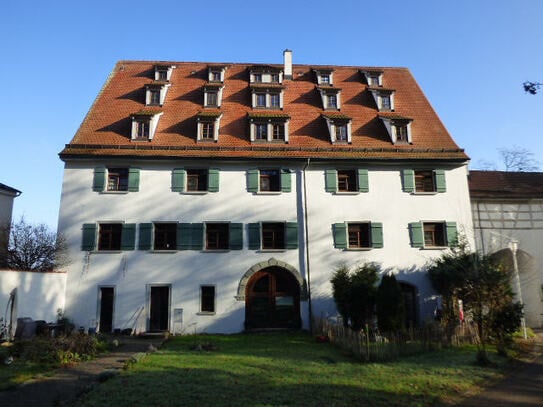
xmin=499 ymin=146 xmax=540 ymax=172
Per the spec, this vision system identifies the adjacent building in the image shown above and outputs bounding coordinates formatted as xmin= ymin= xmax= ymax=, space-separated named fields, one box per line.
xmin=0 ymin=182 xmax=21 ymax=262
xmin=58 ymin=51 xmax=473 ymax=334
xmin=469 ymin=170 xmax=543 ymax=328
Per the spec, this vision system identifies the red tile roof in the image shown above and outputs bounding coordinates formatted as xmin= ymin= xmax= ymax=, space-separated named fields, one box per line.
xmin=469 ymin=171 xmax=543 ymax=199
xmin=60 ymin=60 xmax=468 ymax=161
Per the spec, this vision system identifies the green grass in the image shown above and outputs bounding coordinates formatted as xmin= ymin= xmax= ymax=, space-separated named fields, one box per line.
xmin=75 ymin=332 xmax=510 ymax=407
xmin=0 ymin=343 xmax=56 ymax=390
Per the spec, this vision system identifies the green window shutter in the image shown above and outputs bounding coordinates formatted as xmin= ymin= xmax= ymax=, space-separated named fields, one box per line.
xmin=357 ymin=169 xmax=369 ymax=192
xmin=121 ymin=223 xmax=136 ymax=250
xmin=138 ymin=223 xmax=153 ymax=250
xmin=172 ymin=168 xmax=186 ymax=192
xmin=286 ymin=222 xmax=299 ymax=249
xmin=434 ymin=170 xmax=446 ymax=193
xmin=92 ymin=167 xmax=106 ymax=192
xmin=208 ymin=169 xmax=220 ymax=192
xmin=446 ymin=222 xmax=458 ymax=247
xmin=281 ymin=169 xmax=292 ymax=192
xmin=402 ymin=169 xmax=415 ymax=193
xmin=248 ymin=223 xmax=261 ymax=250
xmin=229 ymin=223 xmax=243 ymax=250
xmin=325 ymin=169 xmax=337 ymax=193
xmin=81 ymin=223 xmax=96 ymax=251
xmin=191 ymin=223 xmax=204 ymax=250
xmin=333 ymin=223 xmax=347 ymax=249
xmin=128 ymin=168 xmax=140 ymax=192
xmin=247 ymin=169 xmax=259 ymax=192
xmin=409 ymin=222 xmax=424 ymax=248
xmin=178 ymin=223 xmax=192 ymax=250
xmin=371 ymin=222 xmax=383 ymax=248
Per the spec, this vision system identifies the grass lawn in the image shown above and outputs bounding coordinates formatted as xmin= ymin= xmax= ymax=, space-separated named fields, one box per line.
xmin=75 ymin=332 xmax=510 ymax=407
xmin=0 ymin=342 xmax=56 ymax=390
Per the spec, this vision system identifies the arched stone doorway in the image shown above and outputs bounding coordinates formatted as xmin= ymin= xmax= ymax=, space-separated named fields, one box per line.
xmin=245 ymin=266 xmax=301 ymax=329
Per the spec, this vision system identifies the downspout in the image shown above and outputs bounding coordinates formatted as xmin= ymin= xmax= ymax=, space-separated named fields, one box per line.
xmin=302 ymin=158 xmax=313 ymax=332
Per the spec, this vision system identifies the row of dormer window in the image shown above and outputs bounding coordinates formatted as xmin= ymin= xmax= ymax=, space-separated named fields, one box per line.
xmin=80 ymin=219 xmax=457 ymax=253
xmin=92 ymin=167 xmax=447 ymax=195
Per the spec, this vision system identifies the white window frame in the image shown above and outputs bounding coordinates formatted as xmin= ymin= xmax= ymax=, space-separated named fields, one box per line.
xmin=323 ymin=116 xmax=352 ymax=144
xmin=154 ymin=65 xmax=176 ymax=81
xmin=320 ymin=89 xmax=341 ymax=110
xmin=130 ymin=112 xmax=163 ymax=141
xmin=145 ymin=84 xmax=170 ymax=106
xmin=379 ymin=117 xmax=412 ymax=144
xmin=197 ymin=114 xmax=222 ymax=142
xmin=250 ymin=120 xmax=289 ymax=143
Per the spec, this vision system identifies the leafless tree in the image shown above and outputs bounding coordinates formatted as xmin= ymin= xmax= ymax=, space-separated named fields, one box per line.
xmin=1 ymin=217 xmax=69 ymax=272
xmin=523 ymin=81 xmax=542 ymax=94
xmin=499 ymin=146 xmax=539 ymax=172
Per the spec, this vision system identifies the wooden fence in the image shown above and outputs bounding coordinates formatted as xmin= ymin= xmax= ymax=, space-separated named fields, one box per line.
xmin=313 ymin=316 xmax=478 ymax=362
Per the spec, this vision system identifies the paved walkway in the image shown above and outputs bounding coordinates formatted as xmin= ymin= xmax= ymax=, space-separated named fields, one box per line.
xmin=0 ymin=336 xmax=164 ymax=407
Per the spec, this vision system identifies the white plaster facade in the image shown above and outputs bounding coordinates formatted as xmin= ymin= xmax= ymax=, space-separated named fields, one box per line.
xmin=58 ymin=159 xmax=474 ymax=334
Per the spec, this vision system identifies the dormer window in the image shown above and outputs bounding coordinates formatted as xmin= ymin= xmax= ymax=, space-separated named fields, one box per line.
xmin=130 ymin=110 xmax=163 ymax=141
xmin=361 ymin=70 xmax=383 ymax=87
xmin=319 ymin=88 xmax=341 ymax=110
xmin=379 ymin=115 xmax=413 ymax=144
xmin=248 ymin=113 xmax=290 ymax=143
xmin=197 ymin=112 xmax=222 ymax=142
xmin=322 ymin=114 xmax=352 ymax=144
xmin=314 ymin=69 xmax=334 ymax=86
xmin=208 ymin=65 xmax=227 ymax=83
xmin=369 ymin=88 xmax=395 ymax=111
xmin=250 ymin=85 xmax=284 ymax=109
xmin=145 ymin=83 xmax=170 ymax=106
xmin=249 ymin=66 xmax=283 ymax=84
xmin=203 ymin=83 xmax=225 ymax=108
xmin=154 ymin=64 xmax=175 ymax=81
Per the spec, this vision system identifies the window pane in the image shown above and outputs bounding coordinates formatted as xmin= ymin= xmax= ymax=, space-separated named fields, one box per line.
xmin=321 ymin=74 xmax=330 ymax=84
xmin=253 ymin=73 xmax=262 ymax=82
xmin=256 ymin=124 xmax=267 ymax=140
xmin=335 ymin=125 xmax=347 ymax=141
xmin=186 ymin=169 xmax=208 ymax=191
xmin=206 ymin=92 xmax=218 ymax=106
xmin=211 ymin=71 xmax=221 ymax=81
xmin=98 ymin=223 xmax=122 ymax=250
xmin=381 ymin=95 xmax=391 ymax=110
xmin=256 ymin=93 xmax=266 ymax=107
xmin=206 ymin=223 xmax=229 ymax=250
xmin=271 ymin=73 xmax=279 ymax=83
xmin=136 ymin=121 xmax=150 ymax=139
xmin=259 ymin=169 xmax=280 ymax=191
xmin=348 ymin=223 xmax=370 ymax=248
xmin=396 ymin=125 xmax=408 ymax=142
xmin=154 ymin=223 xmax=177 ymax=250
xmin=107 ymin=168 xmax=129 ymax=191
xmin=337 ymin=170 xmax=356 ymax=191
xmin=327 ymin=94 xmax=337 ymax=108
xmin=150 ymin=89 xmax=160 ymax=105
xmin=270 ymin=93 xmax=280 ymax=108
xmin=423 ymin=222 xmax=445 ymax=246
xmin=202 ymin=122 xmax=214 ymax=139
xmin=262 ymin=223 xmax=285 ymax=249
xmin=415 ymin=170 xmax=435 ymax=192
xmin=272 ymin=124 xmax=284 ymax=140
xmin=201 ymin=286 xmax=215 ymax=312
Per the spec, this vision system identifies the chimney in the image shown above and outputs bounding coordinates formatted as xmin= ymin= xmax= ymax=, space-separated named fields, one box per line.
xmin=283 ymin=49 xmax=292 ymax=80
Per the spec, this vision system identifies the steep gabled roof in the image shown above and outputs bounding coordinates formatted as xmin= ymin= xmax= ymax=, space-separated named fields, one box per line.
xmin=60 ymin=60 xmax=468 ymax=161
xmin=469 ymin=170 xmax=543 ymax=199
xmin=0 ymin=183 xmax=21 ymax=196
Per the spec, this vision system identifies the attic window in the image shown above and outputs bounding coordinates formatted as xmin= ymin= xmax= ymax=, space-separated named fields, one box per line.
xmin=197 ymin=112 xmax=223 ymax=142
xmin=154 ymin=65 xmax=176 ymax=81
xmin=208 ymin=66 xmax=227 ymax=82
xmin=145 ymin=83 xmax=170 ymax=106
xmin=314 ymin=69 xmax=334 ymax=86
xmin=250 ymin=86 xmax=284 ymax=109
xmin=361 ymin=70 xmax=383 ymax=87
xmin=249 ymin=66 xmax=283 ymax=84
xmin=379 ymin=115 xmax=413 ymax=144
xmin=369 ymin=88 xmax=395 ymax=111
xmin=319 ymin=87 xmax=341 ymax=110
xmin=203 ymin=83 xmax=225 ymax=108
xmin=248 ymin=113 xmax=290 ymax=143
xmin=322 ymin=114 xmax=352 ymax=144
xmin=130 ymin=110 xmax=163 ymax=141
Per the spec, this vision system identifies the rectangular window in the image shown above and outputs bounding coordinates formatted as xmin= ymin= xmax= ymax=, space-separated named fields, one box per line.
xmin=381 ymin=95 xmax=391 ymax=110
xmin=154 ymin=223 xmax=177 ymax=250
xmin=396 ymin=125 xmax=408 ymax=142
xmin=253 ymin=73 xmax=262 ymax=83
xmin=200 ymin=285 xmax=215 ymax=313
xmin=348 ymin=223 xmax=371 ymax=248
xmin=414 ymin=170 xmax=435 ymax=192
xmin=157 ymin=70 xmax=168 ymax=81
xmin=149 ymin=89 xmax=161 ymax=105
xmin=211 ymin=71 xmax=221 ymax=81
xmin=423 ymin=222 xmax=446 ymax=247
xmin=206 ymin=91 xmax=218 ymax=107
xmin=98 ymin=223 xmax=122 ymax=251
xmin=135 ymin=121 xmax=150 ymax=139
xmin=321 ymin=74 xmax=330 ymax=84
xmin=186 ymin=169 xmax=208 ymax=191
xmin=255 ymin=123 xmax=267 ymax=140
xmin=202 ymin=122 xmax=214 ymax=139
xmin=270 ymin=93 xmax=280 ymax=108
xmin=369 ymin=75 xmax=379 ymax=86
xmin=262 ymin=222 xmax=285 ymax=249
xmin=259 ymin=169 xmax=280 ymax=191
xmin=327 ymin=94 xmax=337 ymax=109
xmin=337 ymin=169 xmax=357 ymax=192
xmin=271 ymin=73 xmax=280 ymax=83
xmin=256 ymin=93 xmax=266 ymax=107
xmin=107 ymin=168 xmax=129 ymax=191
xmin=272 ymin=124 xmax=284 ymax=140
xmin=206 ymin=223 xmax=229 ymax=250
xmin=335 ymin=124 xmax=347 ymax=142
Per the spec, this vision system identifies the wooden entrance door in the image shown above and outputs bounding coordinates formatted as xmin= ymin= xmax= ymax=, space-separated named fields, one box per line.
xmin=245 ymin=267 xmax=301 ymax=329
xmin=149 ymin=286 xmax=170 ymax=332
xmin=99 ymin=287 xmax=114 ymax=333
xmin=400 ymin=283 xmax=418 ymax=328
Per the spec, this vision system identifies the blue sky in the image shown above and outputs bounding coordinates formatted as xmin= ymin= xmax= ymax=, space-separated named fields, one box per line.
xmin=2 ymin=0 xmax=542 ymax=229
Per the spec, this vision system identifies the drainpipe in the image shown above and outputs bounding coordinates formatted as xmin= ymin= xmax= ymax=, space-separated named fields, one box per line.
xmin=302 ymin=158 xmax=313 ymax=332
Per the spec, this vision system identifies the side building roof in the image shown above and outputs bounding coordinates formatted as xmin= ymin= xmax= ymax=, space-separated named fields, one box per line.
xmin=469 ymin=170 xmax=543 ymax=199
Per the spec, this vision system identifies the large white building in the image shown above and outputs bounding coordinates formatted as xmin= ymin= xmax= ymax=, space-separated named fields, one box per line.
xmin=57 ymin=51 xmax=473 ymax=334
